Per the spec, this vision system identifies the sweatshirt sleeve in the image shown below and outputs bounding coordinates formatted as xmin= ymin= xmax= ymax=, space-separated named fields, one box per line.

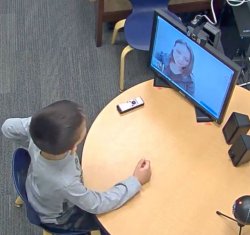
xmin=63 ymin=176 xmax=141 ymax=214
xmin=1 ymin=117 xmax=32 ymax=146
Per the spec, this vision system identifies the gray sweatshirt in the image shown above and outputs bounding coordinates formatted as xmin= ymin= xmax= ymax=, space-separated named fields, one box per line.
xmin=2 ymin=117 xmax=141 ymax=224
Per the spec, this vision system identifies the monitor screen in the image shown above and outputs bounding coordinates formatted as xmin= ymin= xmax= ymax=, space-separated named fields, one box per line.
xmin=149 ymin=10 xmax=241 ymax=124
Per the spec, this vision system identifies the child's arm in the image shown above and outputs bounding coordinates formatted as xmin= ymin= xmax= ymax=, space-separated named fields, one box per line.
xmin=1 ymin=117 xmax=31 ymax=146
xmin=64 ymin=176 xmax=141 ymax=214
xmin=64 ymin=159 xmax=151 ymax=214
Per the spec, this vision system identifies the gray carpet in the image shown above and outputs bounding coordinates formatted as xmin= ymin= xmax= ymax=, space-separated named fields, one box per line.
xmin=1 ymin=1 xmax=248 ymax=234
xmin=0 ymin=0 xmax=152 ymax=234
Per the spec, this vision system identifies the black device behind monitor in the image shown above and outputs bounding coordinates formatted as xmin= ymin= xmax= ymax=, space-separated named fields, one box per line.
xmin=232 ymin=2 xmax=250 ymax=39
xmin=149 ymin=10 xmax=241 ymax=124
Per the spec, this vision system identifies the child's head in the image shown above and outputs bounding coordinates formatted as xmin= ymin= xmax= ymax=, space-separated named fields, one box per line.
xmin=30 ymin=100 xmax=86 ymax=155
xmin=170 ymin=39 xmax=194 ymax=76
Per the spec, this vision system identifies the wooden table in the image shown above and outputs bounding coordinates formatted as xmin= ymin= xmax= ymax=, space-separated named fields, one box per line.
xmin=82 ymin=80 xmax=250 ymax=235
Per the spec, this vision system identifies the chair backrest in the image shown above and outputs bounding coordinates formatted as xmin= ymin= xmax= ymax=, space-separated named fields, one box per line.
xmin=12 ymin=148 xmax=43 ymax=226
xmin=12 ymin=148 xmax=110 ymax=235
xmin=129 ymin=0 xmax=169 ymax=10
xmin=124 ymin=0 xmax=175 ymax=51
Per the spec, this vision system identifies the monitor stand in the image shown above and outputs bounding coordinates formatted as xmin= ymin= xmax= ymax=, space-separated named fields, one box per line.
xmin=153 ymin=75 xmax=213 ymax=123
xmin=195 ymin=106 xmax=212 ymax=123
xmin=153 ymin=75 xmax=171 ymax=88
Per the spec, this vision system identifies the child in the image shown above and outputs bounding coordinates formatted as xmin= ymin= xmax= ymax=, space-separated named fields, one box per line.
xmin=156 ymin=39 xmax=195 ymax=95
xmin=2 ymin=100 xmax=151 ymax=232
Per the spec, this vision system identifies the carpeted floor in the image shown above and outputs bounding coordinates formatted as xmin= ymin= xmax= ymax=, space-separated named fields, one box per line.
xmin=0 ymin=0 xmax=152 ymax=234
xmin=0 ymin=0 xmax=248 ymax=234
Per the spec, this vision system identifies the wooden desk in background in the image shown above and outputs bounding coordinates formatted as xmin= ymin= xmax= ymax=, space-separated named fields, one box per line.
xmin=95 ymin=0 xmax=214 ymax=47
xmin=82 ymin=80 xmax=250 ymax=235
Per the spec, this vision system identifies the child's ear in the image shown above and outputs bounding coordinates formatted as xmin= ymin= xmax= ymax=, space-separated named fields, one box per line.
xmin=70 ymin=144 xmax=77 ymax=155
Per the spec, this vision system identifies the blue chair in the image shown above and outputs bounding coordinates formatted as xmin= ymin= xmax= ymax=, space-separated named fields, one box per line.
xmin=111 ymin=0 xmax=173 ymax=92
xmin=12 ymin=148 xmax=110 ymax=235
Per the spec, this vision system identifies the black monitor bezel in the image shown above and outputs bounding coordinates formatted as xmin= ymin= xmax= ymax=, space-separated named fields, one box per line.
xmin=149 ymin=10 xmax=241 ymax=124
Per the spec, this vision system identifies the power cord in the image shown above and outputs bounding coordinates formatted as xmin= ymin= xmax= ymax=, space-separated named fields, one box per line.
xmin=226 ymin=0 xmax=249 ymax=7
xmin=193 ymin=0 xmax=217 ymax=25
xmin=192 ymin=0 xmax=250 ymax=26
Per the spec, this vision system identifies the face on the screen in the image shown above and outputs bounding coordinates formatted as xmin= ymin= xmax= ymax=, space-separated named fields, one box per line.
xmin=172 ymin=43 xmax=191 ymax=69
xmin=150 ymin=15 xmax=237 ymax=123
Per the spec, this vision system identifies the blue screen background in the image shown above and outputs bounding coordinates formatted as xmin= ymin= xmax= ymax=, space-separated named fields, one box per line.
xmin=151 ymin=16 xmax=234 ymax=118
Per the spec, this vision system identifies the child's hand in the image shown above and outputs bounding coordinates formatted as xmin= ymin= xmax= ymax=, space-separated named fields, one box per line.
xmin=133 ymin=159 xmax=151 ymax=185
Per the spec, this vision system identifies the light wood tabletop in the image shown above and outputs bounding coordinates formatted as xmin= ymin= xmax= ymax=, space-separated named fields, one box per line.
xmin=82 ymin=80 xmax=250 ymax=235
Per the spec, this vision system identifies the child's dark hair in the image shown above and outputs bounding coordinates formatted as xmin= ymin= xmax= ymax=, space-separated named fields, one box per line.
xmin=30 ymin=100 xmax=86 ymax=155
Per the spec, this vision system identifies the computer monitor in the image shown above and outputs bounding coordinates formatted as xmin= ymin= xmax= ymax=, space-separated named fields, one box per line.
xmin=149 ymin=10 xmax=241 ymax=124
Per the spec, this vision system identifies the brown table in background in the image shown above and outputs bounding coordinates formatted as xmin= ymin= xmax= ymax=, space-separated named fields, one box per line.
xmin=82 ymin=80 xmax=250 ymax=235
xmin=95 ymin=0 xmax=215 ymax=47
